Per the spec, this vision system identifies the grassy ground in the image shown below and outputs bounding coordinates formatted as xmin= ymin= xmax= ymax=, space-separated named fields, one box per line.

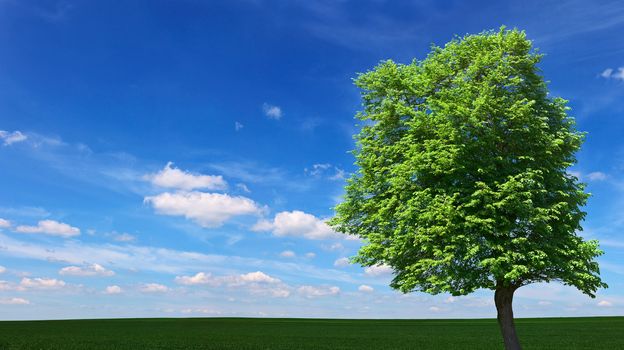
xmin=0 ymin=317 xmax=621 ymax=349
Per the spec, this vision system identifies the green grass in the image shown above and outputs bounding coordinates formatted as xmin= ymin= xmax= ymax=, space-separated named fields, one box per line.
xmin=0 ymin=317 xmax=622 ymax=349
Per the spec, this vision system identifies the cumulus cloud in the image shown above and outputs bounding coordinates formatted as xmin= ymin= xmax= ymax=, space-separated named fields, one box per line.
xmin=175 ymin=272 xmax=215 ymax=286
xmin=280 ymin=250 xmax=296 ymax=258
xmin=15 ymin=220 xmax=80 ymax=238
xmin=145 ymin=162 xmax=227 ymax=191
xmin=305 ymin=252 xmax=316 ymax=259
xmin=0 ymin=266 xmax=5 ymax=274
xmin=59 ymin=263 xmax=115 ymax=277
xmin=20 ymin=277 xmax=66 ymax=289
xmin=174 ymin=271 xmax=288 ymax=297
xmin=239 ymin=271 xmax=280 ymax=284
xmin=262 ymin=103 xmax=283 ymax=120
xmin=0 ymin=130 xmax=27 ymax=146
xmin=0 ymin=218 xmax=11 ymax=228
xmin=334 ymin=257 xmax=350 ymax=268
xmin=104 ymin=285 xmax=122 ymax=294
xmin=297 ymin=285 xmax=340 ymax=298
xmin=364 ymin=264 xmax=393 ymax=277
xmin=358 ymin=285 xmax=374 ymax=293
xmin=140 ymin=283 xmax=169 ymax=293
xmin=175 ymin=271 xmax=281 ymax=286
xmin=145 ymin=191 xmax=263 ymax=228
xmin=0 ymin=297 xmax=30 ymax=305
xmin=600 ymin=67 xmax=624 ymax=81
xmin=252 ymin=210 xmax=342 ymax=240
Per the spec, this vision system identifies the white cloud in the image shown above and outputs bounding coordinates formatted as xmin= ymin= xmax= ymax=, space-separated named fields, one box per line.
xmin=358 ymin=284 xmax=374 ymax=293
xmin=264 ymin=286 xmax=291 ymax=298
xmin=235 ymin=121 xmax=244 ymax=131
xmin=305 ymin=252 xmax=316 ymax=259
xmin=174 ymin=271 xmax=288 ymax=298
xmin=600 ymin=67 xmax=624 ymax=81
xmin=262 ymin=103 xmax=283 ymax=120
xmin=429 ymin=306 xmax=441 ymax=312
xmin=181 ymin=308 xmax=222 ymax=315
xmin=0 ymin=281 xmax=12 ymax=291
xmin=59 ymin=263 xmax=115 ymax=277
xmin=0 ymin=266 xmax=5 ymax=274
xmin=20 ymin=277 xmax=66 ymax=289
xmin=444 ymin=296 xmax=457 ymax=304
xmin=239 ymin=271 xmax=280 ymax=284
xmin=329 ymin=168 xmax=346 ymax=181
xmin=175 ymin=271 xmax=281 ymax=287
xmin=598 ymin=300 xmax=613 ymax=307
xmin=538 ymin=300 xmax=552 ymax=306
xmin=0 ymin=130 xmax=27 ymax=146
xmin=568 ymin=170 xmax=608 ymax=182
xmin=145 ymin=162 xmax=227 ymax=191
xmin=15 ymin=220 xmax=80 ymax=238
xmin=236 ymin=183 xmax=251 ymax=193
xmin=0 ymin=297 xmax=30 ymax=305
xmin=306 ymin=163 xmax=331 ymax=177
xmin=600 ymin=68 xmax=613 ymax=78
xmin=0 ymin=232 xmax=360 ymax=285
xmin=104 ymin=285 xmax=122 ymax=294
xmin=145 ymin=191 xmax=263 ymax=228
xmin=252 ymin=210 xmax=342 ymax=240
xmin=323 ymin=242 xmax=344 ymax=251
xmin=111 ymin=232 xmax=136 ymax=242
xmin=305 ymin=163 xmax=345 ymax=181
xmin=0 ymin=218 xmax=11 ymax=228
xmin=334 ymin=257 xmax=350 ymax=268
xmin=364 ymin=264 xmax=393 ymax=277
xmin=240 ymin=271 xmax=280 ymax=283
xmin=586 ymin=172 xmax=607 ymax=181
xmin=175 ymin=272 xmax=216 ymax=286
xmin=280 ymin=250 xmax=296 ymax=258
xmin=140 ymin=283 xmax=169 ymax=293
xmin=297 ymin=285 xmax=340 ymax=298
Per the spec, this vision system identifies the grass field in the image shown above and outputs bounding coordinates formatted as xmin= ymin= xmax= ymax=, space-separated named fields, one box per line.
xmin=0 ymin=317 xmax=622 ymax=349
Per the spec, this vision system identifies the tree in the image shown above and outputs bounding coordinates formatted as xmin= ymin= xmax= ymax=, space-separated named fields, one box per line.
xmin=329 ymin=28 xmax=607 ymax=350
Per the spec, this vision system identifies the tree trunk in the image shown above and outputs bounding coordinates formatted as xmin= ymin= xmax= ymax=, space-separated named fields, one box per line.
xmin=495 ymin=286 xmax=521 ymax=350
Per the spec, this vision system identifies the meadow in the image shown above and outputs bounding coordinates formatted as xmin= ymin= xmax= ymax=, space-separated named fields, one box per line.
xmin=0 ymin=316 xmax=621 ymax=349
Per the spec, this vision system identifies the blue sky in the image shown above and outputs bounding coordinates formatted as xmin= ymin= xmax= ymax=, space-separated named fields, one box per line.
xmin=1 ymin=0 xmax=623 ymax=320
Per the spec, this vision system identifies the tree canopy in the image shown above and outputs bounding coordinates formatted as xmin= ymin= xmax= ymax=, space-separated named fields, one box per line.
xmin=330 ymin=28 xmax=606 ymax=298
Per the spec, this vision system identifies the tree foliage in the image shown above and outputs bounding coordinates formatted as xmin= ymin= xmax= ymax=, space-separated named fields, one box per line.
xmin=330 ymin=28 xmax=606 ymax=298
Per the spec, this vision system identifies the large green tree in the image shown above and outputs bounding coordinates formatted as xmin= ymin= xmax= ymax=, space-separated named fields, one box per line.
xmin=330 ymin=28 xmax=606 ymax=350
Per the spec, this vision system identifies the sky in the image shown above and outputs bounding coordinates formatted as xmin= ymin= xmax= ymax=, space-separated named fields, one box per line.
xmin=0 ymin=0 xmax=623 ymax=320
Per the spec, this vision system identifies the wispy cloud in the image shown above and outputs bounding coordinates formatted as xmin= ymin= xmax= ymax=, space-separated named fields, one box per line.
xmin=600 ymin=67 xmax=624 ymax=81
xmin=0 ymin=130 xmax=27 ymax=146
xmin=59 ymin=263 xmax=115 ymax=277
xmin=0 ymin=233 xmax=361 ymax=284
xmin=262 ymin=103 xmax=283 ymax=120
